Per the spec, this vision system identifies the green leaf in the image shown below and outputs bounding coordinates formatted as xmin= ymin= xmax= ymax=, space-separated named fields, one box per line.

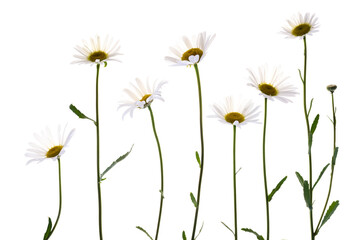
xmin=136 ymin=226 xmax=154 ymax=240
xmin=268 ymin=176 xmax=287 ymax=202
xmin=303 ymin=180 xmax=312 ymax=210
xmin=221 ymin=221 xmax=235 ymax=236
xmin=295 ymin=171 xmax=304 ymax=187
xmin=195 ymin=151 xmax=201 ymax=168
xmin=320 ymin=200 xmax=339 ymax=228
xmin=69 ymin=104 xmax=96 ymax=125
xmin=308 ymin=98 xmax=314 ymax=116
xmin=332 ymin=147 xmax=339 ymax=166
xmin=241 ymin=228 xmax=264 ymax=240
xmin=313 ymin=163 xmax=330 ymax=189
xmin=298 ymin=69 xmax=304 ymax=83
xmin=310 ymin=114 xmax=320 ymax=135
xmin=182 ymin=231 xmax=187 ymax=240
xmin=194 ymin=221 xmax=204 ymax=240
xmin=43 ymin=217 xmax=52 ymax=240
xmin=236 ymin=167 xmax=242 ymax=175
xmin=100 ymin=145 xmax=134 ymax=179
xmin=190 ymin=192 xmax=197 ymax=208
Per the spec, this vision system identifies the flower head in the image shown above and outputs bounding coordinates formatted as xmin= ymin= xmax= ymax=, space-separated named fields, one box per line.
xmin=209 ymin=96 xmax=261 ymax=128
xmin=25 ymin=125 xmax=75 ymax=164
xmin=118 ymin=78 xmax=167 ymax=119
xmin=72 ymin=35 xmax=122 ymax=65
xmin=282 ymin=13 xmax=319 ymax=39
xmin=247 ymin=66 xmax=298 ymax=103
xmin=165 ymin=32 xmax=216 ymax=66
xmin=327 ymin=84 xmax=337 ymax=93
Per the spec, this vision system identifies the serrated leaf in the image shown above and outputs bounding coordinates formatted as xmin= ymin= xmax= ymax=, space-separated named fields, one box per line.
xmin=295 ymin=171 xmax=304 ymax=187
xmin=268 ymin=176 xmax=287 ymax=202
xmin=190 ymin=192 xmax=197 ymax=208
xmin=320 ymin=200 xmax=339 ymax=229
xmin=195 ymin=151 xmax=201 ymax=168
xmin=241 ymin=228 xmax=264 ymax=240
xmin=221 ymin=221 xmax=235 ymax=236
xmin=43 ymin=217 xmax=52 ymax=240
xmin=136 ymin=226 xmax=154 ymax=240
xmin=182 ymin=231 xmax=187 ymax=240
xmin=69 ymin=104 xmax=96 ymax=125
xmin=313 ymin=163 xmax=330 ymax=189
xmin=100 ymin=145 xmax=133 ymax=179
xmin=194 ymin=221 xmax=204 ymax=240
xmin=303 ymin=180 xmax=312 ymax=210
xmin=332 ymin=147 xmax=339 ymax=166
xmin=310 ymin=114 xmax=320 ymax=135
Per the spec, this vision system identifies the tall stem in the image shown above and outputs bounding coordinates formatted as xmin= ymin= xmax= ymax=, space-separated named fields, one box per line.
xmin=95 ymin=63 xmax=104 ymax=240
xmin=148 ymin=106 xmax=165 ymax=240
xmin=262 ymin=98 xmax=270 ymax=240
xmin=232 ymin=125 xmax=238 ymax=240
xmin=191 ymin=63 xmax=205 ymax=240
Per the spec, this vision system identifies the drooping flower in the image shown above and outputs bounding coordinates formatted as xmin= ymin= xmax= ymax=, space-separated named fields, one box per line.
xmin=118 ymin=78 xmax=167 ymax=119
xmin=209 ymin=96 xmax=261 ymax=128
xmin=25 ymin=125 xmax=75 ymax=164
xmin=247 ymin=66 xmax=298 ymax=103
xmin=282 ymin=13 xmax=319 ymax=39
xmin=72 ymin=35 xmax=122 ymax=65
xmin=165 ymin=32 xmax=216 ymax=66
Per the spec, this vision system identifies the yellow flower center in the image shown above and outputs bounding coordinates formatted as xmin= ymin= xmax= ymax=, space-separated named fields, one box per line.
xmin=259 ymin=83 xmax=278 ymax=96
xmin=181 ymin=48 xmax=203 ymax=62
xmin=140 ymin=94 xmax=152 ymax=102
xmin=46 ymin=145 xmax=63 ymax=158
xmin=291 ymin=23 xmax=311 ymax=37
xmin=225 ymin=112 xmax=245 ymax=124
xmin=88 ymin=51 xmax=108 ymax=62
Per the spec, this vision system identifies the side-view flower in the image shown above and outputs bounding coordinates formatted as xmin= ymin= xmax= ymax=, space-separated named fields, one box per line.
xmin=282 ymin=12 xmax=319 ymax=39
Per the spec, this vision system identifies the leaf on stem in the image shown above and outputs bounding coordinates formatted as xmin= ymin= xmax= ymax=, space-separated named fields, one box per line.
xmin=100 ymin=145 xmax=134 ymax=180
xmin=298 ymin=69 xmax=304 ymax=83
xmin=303 ymin=180 xmax=312 ymax=210
xmin=320 ymin=200 xmax=339 ymax=229
xmin=195 ymin=151 xmax=201 ymax=168
xmin=308 ymin=98 xmax=314 ymax=116
xmin=310 ymin=114 xmax=320 ymax=135
xmin=182 ymin=231 xmax=187 ymax=240
xmin=236 ymin=167 xmax=242 ymax=175
xmin=69 ymin=104 xmax=96 ymax=125
xmin=313 ymin=163 xmax=330 ymax=189
xmin=136 ymin=226 xmax=154 ymax=240
xmin=268 ymin=176 xmax=287 ymax=202
xmin=221 ymin=221 xmax=235 ymax=236
xmin=241 ymin=228 xmax=264 ymax=240
xmin=43 ymin=217 xmax=52 ymax=240
xmin=332 ymin=147 xmax=339 ymax=166
xmin=190 ymin=192 xmax=197 ymax=208
xmin=295 ymin=171 xmax=304 ymax=187
xmin=194 ymin=221 xmax=204 ymax=240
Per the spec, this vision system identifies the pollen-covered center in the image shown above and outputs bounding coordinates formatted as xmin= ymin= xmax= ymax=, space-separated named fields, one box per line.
xmin=46 ymin=145 xmax=63 ymax=158
xmin=181 ymin=48 xmax=203 ymax=62
xmin=88 ymin=51 xmax=108 ymax=62
xmin=140 ymin=94 xmax=152 ymax=102
xmin=225 ymin=112 xmax=245 ymax=124
xmin=291 ymin=23 xmax=311 ymax=37
xmin=259 ymin=83 xmax=278 ymax=96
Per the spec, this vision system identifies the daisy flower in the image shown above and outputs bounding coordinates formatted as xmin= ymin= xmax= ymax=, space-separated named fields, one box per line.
xmin=118 ymin=78 xmax=167 ymax=119
xmin=72 ymin=35 xmax=122 ymax=65
xmin=282 ymin=13 xmax=319 ymax=39
xmin=247 ymin=66 xmax=298 ymax=103
xmin=165 ymin=32 xmax=216 ymax=66
xmin=210 ymin=96 xmax=261 ymax=128
xmin=25 ymin=125 xmax=75 ymax=164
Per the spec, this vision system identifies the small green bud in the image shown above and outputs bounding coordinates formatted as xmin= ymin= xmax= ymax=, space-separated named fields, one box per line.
xmin=327 ymin=84 xmax=337 ymax=93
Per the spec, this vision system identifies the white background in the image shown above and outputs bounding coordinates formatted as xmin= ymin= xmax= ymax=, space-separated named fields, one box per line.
xmin=1 ymin=0 xmax=358 ymax=239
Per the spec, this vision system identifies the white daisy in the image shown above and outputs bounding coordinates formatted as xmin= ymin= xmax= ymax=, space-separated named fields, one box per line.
xmin=25 ymin=125 xmax=75 ymax=164
xmin=282 ymin=13 xmax=319 ymax=39
xmin=72 ymin=35 xmax=122 ymax=65
xmin=118 ymin=78 xmax=167 ymax=119
xmin=165 ymin=32 xmax=216 ymax=66
xmin=209 ymin=96 xmax=261 ymax=128
xmin=247 ymin=66 xmax=298 ymax=103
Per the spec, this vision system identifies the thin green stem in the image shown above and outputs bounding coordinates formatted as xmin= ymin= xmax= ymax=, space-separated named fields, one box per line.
xmin=262 ymin=98 xmax=270 ymax=240
xmin=191 ymin=63 xmax=205 ymax=240
xmin=232 ymin=125 xmax=238 ymax=240
xmin=95 ymin=64 xmax=104 ymax=240
xmin=148 ymin=106 xmax=165 ymax=240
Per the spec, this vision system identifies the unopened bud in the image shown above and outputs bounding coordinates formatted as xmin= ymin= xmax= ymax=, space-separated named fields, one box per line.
xmin=327 ymin=84 xmax=337 ymax=93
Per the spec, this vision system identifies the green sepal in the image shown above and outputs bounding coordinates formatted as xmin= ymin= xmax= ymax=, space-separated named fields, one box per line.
xmin=221 ymin=221 xmax=235 ymax=236
xmin=320 ymin=200 xmax=339 ymax=229
xmin=43 ymin=217 xmax=52 ymax=240
xmin=69 ymin=104 xmax=96 ymax=125
xmin=182 ymin=231 xmax=187 ymax=240
xmin=268 ymin=176 xmax=287 ymax=202
xmin=295 ymin=171 xmax=304 ymax=187
xmin=313 ymin=163 xmax=330 ymax=189
xmin=332 ymin=147 xmax=339 ymax=166
xmin=190 ymin=192 xmax=197 ymax=208
xmin=195 ymin=151 xmax=201 ymax=168
xmin=136 ymin=226 xmax=153 ymax=240
xmin=303 ymin=180 xmax=312 ymax=210
xmin=241 ymin=228 xmax=264 ymax=240
xmin=100 ymin=145 xmax=133 ymax=179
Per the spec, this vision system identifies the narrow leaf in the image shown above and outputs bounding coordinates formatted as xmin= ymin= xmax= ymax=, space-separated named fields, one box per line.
xmin=313 ymin=163 xmax=330 ymax=189
xmin=100 ymin=145 xmax=133 ymax=179
xmin=332 ymin=147 xmax=339 ymax=166
xmin=190 ymin=192 xmax=197 ymax=208
xmin=69 ymin=104 xmax=96 ymax=124
xmin=182 ymin=231 xmax=187 ymax=240
xmin=295 ymin=171 xmax=304 ymax=187
xmin=195 ymin=151 xmax=201 ymax=168
xmin=303 ymin=180 xmax=312 ymax=210
xmin=136 ymin=226 xmax=154 ymax=240
xmin=194 ymin=221 xmax=204 ymax=240
xmin=320 ymin=200 xmax=339 ymax=228
xmin=43 ymin=217 xmax=52 ymax=240
xmin=308 ymin=98 xmax=314 ymax=116
xmin=241 ymin=228 xmax=265 ymax=240
xmin=236 ymin=167 xmax=242 ymax=175
xmin=221 ymin=221 xmax=235 ymax=236
xmin=298 ymin=69 xmax=304 ymax=83
xmin=310 ymin=114 xmax=320 ymax=135
xmin=268 ymin=176 xmax=287 ymax=202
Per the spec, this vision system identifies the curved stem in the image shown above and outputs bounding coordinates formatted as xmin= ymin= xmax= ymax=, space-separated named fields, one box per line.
xmin=262 ymin=98 xmax=270 ymax=240
xmin=148 ymin=106 xmax=165 ymax=240
xmin=95 ymin=64 xmax=104 ymax=240
xmin=232 ymin=125 xmax=238 ymax=240
xmin=191 ymin=63 xmax=205 ymax=240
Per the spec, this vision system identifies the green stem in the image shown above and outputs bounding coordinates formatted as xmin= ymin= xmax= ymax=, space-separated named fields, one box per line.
xmin=191 ymin=63 xmax=205 ymax=240
xmin=95 ymin=64 xmax=104 ymax=240
xmin=232 ymin=125 xmax=238 ymax=240
xmin=148 ymin=106 xmax=165 ymax=240
xmin=302 ymin=36 xmax=315 ymax=240
xmin=262 ymin=98 xmax=270 ymax=240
